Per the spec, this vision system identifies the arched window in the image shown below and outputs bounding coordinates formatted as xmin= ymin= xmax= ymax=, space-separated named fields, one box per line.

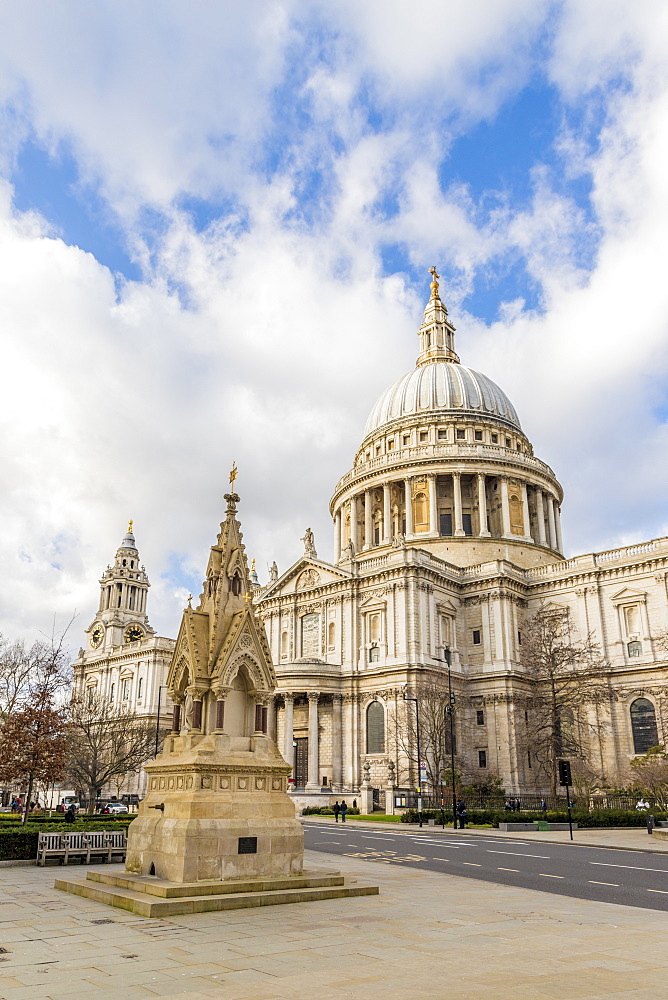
xmin=327 ymin=621 xmax=335 ymax=649
xmin=281 ymin=631 xmax=288 ymax=658
xmin=368 ymin=613 xmax=381 ymax=642
xmin=230 ymin=573 xmax=242 ymax=596
xmin=366 ymin=701 xmax=385 ymax=753
xmin=630 ymin=698 xmax=659 ymax=754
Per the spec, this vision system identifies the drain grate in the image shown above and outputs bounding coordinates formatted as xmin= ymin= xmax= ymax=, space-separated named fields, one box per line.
xmin=90 ymin=918 xmax=116 ymax=925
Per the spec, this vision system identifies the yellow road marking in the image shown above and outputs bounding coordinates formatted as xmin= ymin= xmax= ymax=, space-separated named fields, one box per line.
xmin=588 ymin=881 xmax=619 ymax=887
xmin=647 ymin=889 xmax=668 ymax=894
xmin=462 ymin=862 xmax=481 ymax=867
xmin=538 ymin=874 xmax=564 ymax=879
xmin=497 ymin=867 xmax=519 ymax=872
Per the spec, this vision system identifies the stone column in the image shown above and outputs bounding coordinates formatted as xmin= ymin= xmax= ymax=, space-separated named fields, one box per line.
xmin=404 ymin=478 xmax=413 ymax=535
xmin=500 ymin=477 xmax=512 ymax=538
xmin=333 ymin=510 xmax=341 ymax=562
xmin=555 ymin=504 xmax=564 ymax=554
xmin=383 ymin=483 xmax=392 ymax=543
xmin=192 ymin=699 xmax=203 ymax=733
xmin=215 ymin=698 xmax=225 ymax=731
xmin=283 ymin=693 xmax=295 ymax=772
xmin=453 ymin=472 xmax=465 ymax=536
xmin=546 ymin=494 xmax=557 ymax=550
xmin=428 ymin=474 xmax=438 ymax=534
xmin=267 ymin=696 xmax=277 ymax=742
xmin=477 ymin=473 xmax=490 ymax=536
xmin=254 ymin=703 xmax=264 ymax=734
xmin=331 ymin=694 xmax=343 ymax=790
xmin=364 ymin=489 xmax=373 ymax=549
xmin=350 ymin=496 xmax=359 ymax=551
xmin=521 ymin=482 xmax=531 ymax=540
xmin=171 ymin=702 xmax=181 ymax=734
xmin=306 ymin=692 xmax=320 ymax=791
xmin=535 ymin=489 xmax=547 ymax=545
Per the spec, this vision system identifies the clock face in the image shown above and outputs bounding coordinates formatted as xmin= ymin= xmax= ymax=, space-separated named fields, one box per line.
xmin=90 ymin=625 xmax=104 ymax=649
xmin=124 ymin=625 xmax=144 ymax=644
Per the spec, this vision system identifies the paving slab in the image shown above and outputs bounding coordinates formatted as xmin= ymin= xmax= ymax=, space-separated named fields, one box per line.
xmin=0 ymin=854 xmax=666 ymax=998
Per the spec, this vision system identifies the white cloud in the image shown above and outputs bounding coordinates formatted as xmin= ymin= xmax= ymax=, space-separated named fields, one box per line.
xmin=0 ymin=2 xmax=668 ymax=653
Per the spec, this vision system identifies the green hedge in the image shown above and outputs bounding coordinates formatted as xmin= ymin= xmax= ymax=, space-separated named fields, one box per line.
xmin=0 ymin=820 xmax=133 ymax=861
xmin=0 ymin=812 xmax=134 ymax=823
xmin=301 ymin=806 xmax=361 ymax=816
xmin=400 ymin=808 xmax=667 ymax=827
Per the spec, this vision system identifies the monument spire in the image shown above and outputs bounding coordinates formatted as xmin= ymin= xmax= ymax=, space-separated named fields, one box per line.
xmin=416 ymin=266 xmax=459 ymax=367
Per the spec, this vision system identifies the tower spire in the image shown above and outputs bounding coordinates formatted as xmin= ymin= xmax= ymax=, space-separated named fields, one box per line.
xmin=416 ymin=267 xmax=459 ymax=367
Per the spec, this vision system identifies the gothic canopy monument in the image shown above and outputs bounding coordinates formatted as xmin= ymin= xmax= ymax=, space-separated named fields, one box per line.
xmin=124 ymin=474 xmax=303 ymax=882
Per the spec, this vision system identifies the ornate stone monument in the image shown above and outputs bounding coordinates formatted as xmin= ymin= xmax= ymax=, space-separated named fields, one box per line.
xmin=124 ymin=482 xmax=303 ymax=882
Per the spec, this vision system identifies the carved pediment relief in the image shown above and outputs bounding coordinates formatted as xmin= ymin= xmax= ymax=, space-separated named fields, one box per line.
xmin=297 ymin=568 xmax=321 ymax=590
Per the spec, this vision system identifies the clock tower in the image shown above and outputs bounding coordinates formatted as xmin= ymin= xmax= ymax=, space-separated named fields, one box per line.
xmin=86 ymin=521 xmax=155 ymax=651
xmin=71 ymin=523 xmax=175 ymax=803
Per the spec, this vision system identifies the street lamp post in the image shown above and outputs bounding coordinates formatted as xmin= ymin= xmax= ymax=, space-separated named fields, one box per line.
xmin=433 ymin=647 xmax=457 ymax=829
xmin=402 ymin=685 xmax=423 ymax=828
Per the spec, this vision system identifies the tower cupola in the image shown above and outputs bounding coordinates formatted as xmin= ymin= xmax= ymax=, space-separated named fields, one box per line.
xmin=416 ymin=267 xmax=459 ymax=366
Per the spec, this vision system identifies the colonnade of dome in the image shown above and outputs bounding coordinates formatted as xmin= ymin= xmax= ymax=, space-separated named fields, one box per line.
xmin=329 ymin=271 xmax=564 ymax=569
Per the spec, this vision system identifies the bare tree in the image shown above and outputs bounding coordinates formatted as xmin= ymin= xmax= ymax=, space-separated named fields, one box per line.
xmin=395 ymin=676 xmax=461 ymax=800
xmin=518 ymin=604 xmax=610 ymax=797
xmin=0 ymin=621 xmax=73 ymax=722
xmin=67 ymin=695 xmax=157 ymax=812
xmin=627 ymin=746 xmax=668 ymax=809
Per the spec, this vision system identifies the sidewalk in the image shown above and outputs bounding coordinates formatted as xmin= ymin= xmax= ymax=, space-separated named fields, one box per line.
xmin=0 ymin=850 xmax=667 ymax=999
xmin=303 ymin=814 xmax=668 ymax=853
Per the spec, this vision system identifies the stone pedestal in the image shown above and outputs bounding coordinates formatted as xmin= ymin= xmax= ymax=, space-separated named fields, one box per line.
xmin=125 ymin=730 xmax=303 ymax=883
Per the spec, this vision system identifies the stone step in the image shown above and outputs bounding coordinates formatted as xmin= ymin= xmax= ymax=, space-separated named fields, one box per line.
xmin=86 ymin=869 xmax=346 ymax=898
xmin=54 ymin=874 xmax=378 ymax=917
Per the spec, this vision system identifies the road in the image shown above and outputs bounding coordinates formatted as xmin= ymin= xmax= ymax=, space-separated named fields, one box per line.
xmin=304 ymin=822 xmax=668 ymax=912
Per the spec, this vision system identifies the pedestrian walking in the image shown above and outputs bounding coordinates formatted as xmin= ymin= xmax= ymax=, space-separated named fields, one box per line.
xmin=340 ymin=800 xmax=348 ymax=823
xmin=456 ymin=800 xmax=467 ymax=829
xmin=540 ymin=799 xmax=547 ymax=812
xmin=333 ymin=801 xmax=340 ymax=823
xmin=65 ymin=804 xmax=77 ymax=824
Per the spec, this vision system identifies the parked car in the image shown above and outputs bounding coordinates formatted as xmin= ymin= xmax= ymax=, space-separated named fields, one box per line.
xmin=102 ymin=802 xmax=129 ymax=814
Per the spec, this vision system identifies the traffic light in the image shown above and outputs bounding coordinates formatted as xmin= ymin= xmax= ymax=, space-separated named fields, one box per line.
xmin=558 ymin=759 xmax=572 ymax=787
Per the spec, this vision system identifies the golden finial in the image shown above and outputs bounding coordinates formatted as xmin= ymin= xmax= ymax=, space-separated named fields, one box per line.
xmin=243 ymin=592 xmax=253 ymax=606
xmin=127 ymin=519 xmax=133 ymax=533
xmin=251 ymin=558 xmax=256 ymax=572
xmin=229 ymin=461 xmax=238 ymax=486
xmin=429 ymin=266 xmax=440 ymax=299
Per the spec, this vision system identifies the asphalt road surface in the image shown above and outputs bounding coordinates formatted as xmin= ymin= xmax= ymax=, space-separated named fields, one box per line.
xmin=304 ymin=822 xmax=668 ymax=912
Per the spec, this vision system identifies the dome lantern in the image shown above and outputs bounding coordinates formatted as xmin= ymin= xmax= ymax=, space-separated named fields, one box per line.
xmin=416 ymin=267 xmax=459 ymax=367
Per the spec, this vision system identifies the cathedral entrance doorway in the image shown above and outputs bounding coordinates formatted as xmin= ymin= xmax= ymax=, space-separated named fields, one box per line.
xmin=294 ymin=737 xmax=308 ymax=788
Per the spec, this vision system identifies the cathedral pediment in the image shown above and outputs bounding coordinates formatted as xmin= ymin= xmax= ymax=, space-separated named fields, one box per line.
xmin=261 ymin=558 xmax=352 ymax=598
xmin=611 ymin=587 xmax=647 ymax=604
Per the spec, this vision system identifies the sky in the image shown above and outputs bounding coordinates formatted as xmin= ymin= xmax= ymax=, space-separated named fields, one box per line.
xmin=1 ymin=0 xmax=668 ymax=649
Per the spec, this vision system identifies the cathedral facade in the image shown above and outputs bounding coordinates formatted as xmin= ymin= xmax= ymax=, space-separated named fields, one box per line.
xmin=73 ymin=274 xmax=668 ymax=804
xmin=255 ymin=272 xmax=668 ymax=804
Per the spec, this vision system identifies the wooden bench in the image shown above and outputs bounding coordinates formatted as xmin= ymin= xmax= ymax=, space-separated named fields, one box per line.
xmin=37 ymin=831 xmax=127 ymax=866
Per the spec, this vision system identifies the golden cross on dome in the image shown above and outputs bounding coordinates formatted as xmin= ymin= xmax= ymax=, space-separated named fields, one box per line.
xmin=251 ymin=558 xmax=256 ymax=572
xmin=229 ymin=461 xmax=238 ymax=486
xmin=127 ymin=519 xmax=133 ymax=533
xmin=429 ymin=266 xmax=440 ymax=296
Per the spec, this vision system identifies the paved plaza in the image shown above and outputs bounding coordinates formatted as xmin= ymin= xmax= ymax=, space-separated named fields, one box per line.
xmin=0 ymin=845 xmax=667 ymax=1000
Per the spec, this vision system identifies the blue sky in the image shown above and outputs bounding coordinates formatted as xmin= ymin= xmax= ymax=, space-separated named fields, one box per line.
xmin=1 ymin=1 xmax=668 ymax=642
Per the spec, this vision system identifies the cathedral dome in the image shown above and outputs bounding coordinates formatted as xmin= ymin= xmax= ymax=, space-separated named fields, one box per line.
xmin=364 ymin=360 xmax=521 ymax=438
